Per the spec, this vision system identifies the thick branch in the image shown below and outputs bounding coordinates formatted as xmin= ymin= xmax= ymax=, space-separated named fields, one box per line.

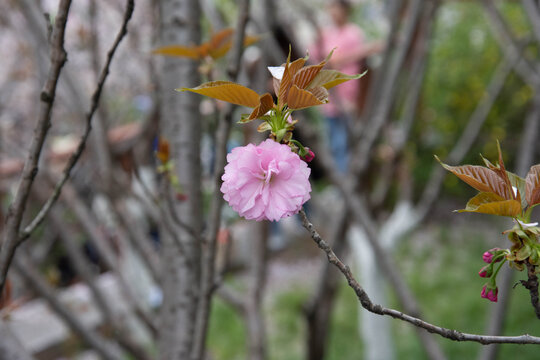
xmin=521 ymin=262 xmax=540 ymax=319
xmin=298 ymin=209 xmax=540 ymax=345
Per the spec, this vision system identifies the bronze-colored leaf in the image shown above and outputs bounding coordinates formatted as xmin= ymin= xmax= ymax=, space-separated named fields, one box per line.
xmin=209 ymin=35 xmax=260 ymax=59
xmin=293 ymin=64 xmax=324 ymax=90
xmin=526 ymin=164 xmax=540 ymax=207
xmin=247 ymin=93 xmax=274 ymax=120
xmin=457 ymin=192 xmax=521 ymax=217
xmin=272 ymin=78 xmax=280 ymax=97
xmin=278 ymin=53 xmax=307 ymax=107
xmin=308 ymin=69 xmax=366 ymax=90
xmin=208 ymin=28 xmax=234 ymax=50
xmin=308 ymin=86 xmax=329 ymax=103
xmin=179 ymin=81 xmax=260 ymax=108
xmin=152 ymin=45 xmax=200 ymax=59
xmin=287 ymin=85 xmax=326 ymax=110
xmin=438 ymin=159 xmax=512 ymax=199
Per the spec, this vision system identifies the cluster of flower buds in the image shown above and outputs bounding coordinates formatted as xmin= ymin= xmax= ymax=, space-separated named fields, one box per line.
xmin=478 ymin=248 xmax=508 ymax=302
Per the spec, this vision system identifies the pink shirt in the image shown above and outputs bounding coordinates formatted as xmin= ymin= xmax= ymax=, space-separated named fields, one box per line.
xmin=310 ymin=24 xmax=365 ymax=117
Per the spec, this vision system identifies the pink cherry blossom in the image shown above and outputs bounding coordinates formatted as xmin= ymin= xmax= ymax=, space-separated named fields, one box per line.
xmin=221 ymin=139 xmax=311 ymax=221
xmin=481 ymin=285 xmax=498 ymax=302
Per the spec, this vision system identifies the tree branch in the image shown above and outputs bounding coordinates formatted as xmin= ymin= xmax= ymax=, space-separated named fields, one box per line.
xmin=0 ymin=0 xmax=72 ymax=295
xmin=298 ymin=209 xmax=540 ymax=345
xmin=13 ymin=254 xmax=126 ymax=360
xmin=481 ymin=0 xmax=540 ymax=88
xmin=19 ymin=0 xmax=135 ymax=242
xmin=520 ymin=262 xmax=540 ymax=319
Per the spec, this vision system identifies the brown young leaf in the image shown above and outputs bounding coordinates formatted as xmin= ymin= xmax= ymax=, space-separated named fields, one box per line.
xmin=179 ymin=81 xmax=260 ymax=108
xmin=278 ymin=53 xmax=307 ymax=108
xmin=208 ymin=28 xmax=234 ymax=51
xmin=438 ymin=160 xmax=512 ymax=200
xmin=293 ymin=64 xmax=324 ymax=90
xmin=526 ymin=164 xmax=540 ymax=207
xmin=247 ymin=93 xmax=274 ymax=120
xmin=287 ymin=85 xmax=326 ymax=110
xmin=152 ymin=45 xmax=200 ymax=59
xmin=210 ymin=34 xmax=260 ymax=59
xmin=458 ymin=192 xmax=521 ymax=217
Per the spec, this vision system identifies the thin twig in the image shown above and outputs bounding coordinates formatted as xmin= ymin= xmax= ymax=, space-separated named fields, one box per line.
xmin=481 ymin=0 xmax=540 ymax=88
xmin=0 ymin=0 xmax=72 ymax=295
xmin=13 ymin=254 xmax=126 ymax=360
xmin=19 ymin=0 xmax=135 ymax=242
xmin=299 ymin=209 xmax=540 ymax=345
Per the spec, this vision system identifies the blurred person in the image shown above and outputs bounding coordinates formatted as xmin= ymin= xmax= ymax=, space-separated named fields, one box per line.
xmin=311 ymin=0 xmax=383 ymax=172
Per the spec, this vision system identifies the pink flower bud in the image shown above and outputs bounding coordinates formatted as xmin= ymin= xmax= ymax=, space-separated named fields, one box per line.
xmin=482 ymin=251 xmax=493 ymax=264
xmin=481 ymin=285 xmax=498 ymax=302
xmin=301 ymin=148 xmax=315 ymax=163
xmin=478 ymin=266 xmax=490 ymax=278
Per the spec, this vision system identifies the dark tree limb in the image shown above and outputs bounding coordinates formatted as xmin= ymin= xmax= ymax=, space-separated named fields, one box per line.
xmin=298 ymin=209 xmax=540 ymax=345
xmin=521 ymin=262 xmax=540 ymax=319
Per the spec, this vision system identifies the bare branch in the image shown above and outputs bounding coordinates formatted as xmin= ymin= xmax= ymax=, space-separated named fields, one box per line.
xmin=522 ymin=0 xmax=540 ymax=44
xmin=13 ymin=254 xmax=126 ymax=360
xmin=0 ymin=0 xmax=72 ymax=295
xmin=417 ymin=55 xmax=516 ymax=220
xmin=19 ymin=0 xmax=135 ymax=242
xmin=298 ymin=209 xmax=540 ymax=345
xmin=481 ymin=0 xmax=540 ymax=88
xmin=351 ymin=0 xmax=425 ymax=177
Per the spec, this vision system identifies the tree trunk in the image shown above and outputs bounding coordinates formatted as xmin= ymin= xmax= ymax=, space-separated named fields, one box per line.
xmin=156 ymin=0 xmax=202 ymax=359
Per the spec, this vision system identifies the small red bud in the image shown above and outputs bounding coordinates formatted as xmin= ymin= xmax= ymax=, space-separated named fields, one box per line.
xmin=301 ymin=148 xmax=315 ymax=163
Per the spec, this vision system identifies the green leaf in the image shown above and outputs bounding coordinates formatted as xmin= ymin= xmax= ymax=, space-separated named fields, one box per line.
xmin=516 ymin=245 xmax=532 ymax=261
xmin=457 ymin=192 xmax=521 ymax=217
xmin=506 ymin=171 xmax=527 ymax=210
xmin=180 ymin=81 xmax=260 ymax=108
xmin=257 ymin=122 xmax=272 ymax=133
xmin=308 ymin=69 xmax=367 ymax=90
